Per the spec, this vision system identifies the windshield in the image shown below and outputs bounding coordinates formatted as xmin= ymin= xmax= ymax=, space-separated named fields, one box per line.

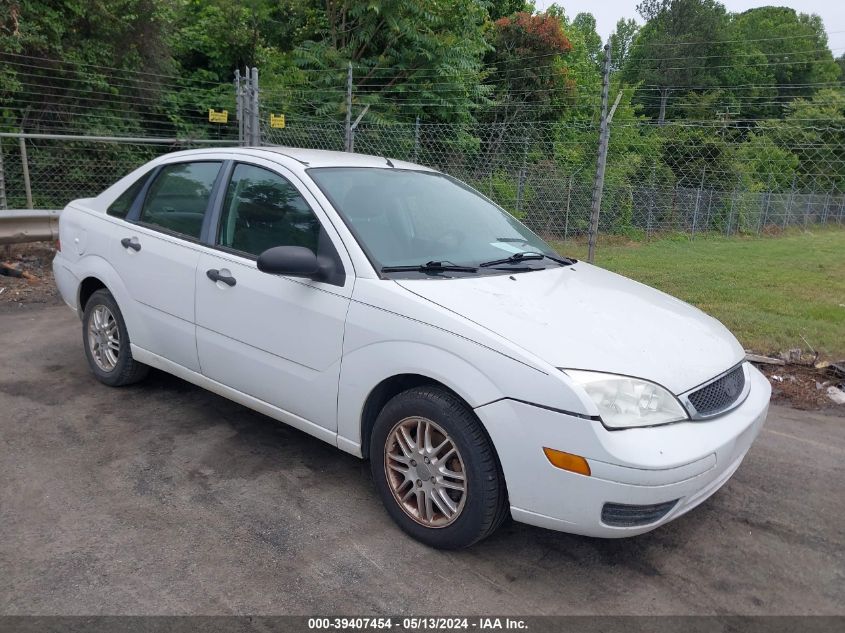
xmin=308 ymin=167 xmax=558 ymax=276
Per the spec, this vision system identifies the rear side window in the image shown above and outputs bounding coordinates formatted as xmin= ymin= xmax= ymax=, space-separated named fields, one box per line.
xmin=107 ymin=172 xmax=151 ymax=219
xmin=138 ymin=162 xmax=222 ymax=239
xmin=217 ymin=163 xmax=320 ymax=256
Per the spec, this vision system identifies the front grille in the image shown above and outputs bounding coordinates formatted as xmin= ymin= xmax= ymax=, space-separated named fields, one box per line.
xmin=687 ymin=364 xmax=745 ymax=417
xmin=601 ymin=500 xmax=679 ymax=527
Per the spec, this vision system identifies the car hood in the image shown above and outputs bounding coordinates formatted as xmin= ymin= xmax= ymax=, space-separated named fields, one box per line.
xmin=395 ymin=263 xmax=745 ymax=394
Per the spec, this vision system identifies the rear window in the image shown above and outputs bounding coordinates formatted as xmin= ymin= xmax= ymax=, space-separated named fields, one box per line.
xmin=107 ymin=172 xmax=151 ymax=219
xmin=138 ymin=162 xmax=222 ymax=239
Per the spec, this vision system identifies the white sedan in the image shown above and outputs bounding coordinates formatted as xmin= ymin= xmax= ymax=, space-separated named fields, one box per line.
xmin=53 ymin=147 xmax=770 ymax=548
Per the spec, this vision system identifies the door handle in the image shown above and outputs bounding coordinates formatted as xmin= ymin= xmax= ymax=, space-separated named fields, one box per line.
xmin=206 ymin=269 xmax=236 ymax=287
xmin=120 ymin=237 xmax=141 ymax=252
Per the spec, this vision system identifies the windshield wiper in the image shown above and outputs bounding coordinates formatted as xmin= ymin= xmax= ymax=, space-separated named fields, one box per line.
xmin=479 ymin=251 xmax=576 ymax=268
xmin=381 ymin=260 xmax=478 ymax=274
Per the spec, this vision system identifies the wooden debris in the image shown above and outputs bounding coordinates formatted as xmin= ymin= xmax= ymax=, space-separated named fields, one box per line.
xmin=0 ymin=262 xmax=39 ymax=283
xmin=0 ymin=262 xmax=23 ymax=278
xmin=745 ymin=353 xmax=786 ymax=366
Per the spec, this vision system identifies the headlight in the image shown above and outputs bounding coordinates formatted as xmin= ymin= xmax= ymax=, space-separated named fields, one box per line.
xmin=564 ymin=370 xmax=688 ymax=429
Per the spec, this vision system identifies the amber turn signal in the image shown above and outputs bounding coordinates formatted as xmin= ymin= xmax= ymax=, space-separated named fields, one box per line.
xmin=543 ymin=447 xmax=591 ymax=476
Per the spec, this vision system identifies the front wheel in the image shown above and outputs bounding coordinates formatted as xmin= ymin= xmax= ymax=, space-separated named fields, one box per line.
xmin=370 ymin=386 xmax=508 ymax=549
xmin=82 ymin=289 xmax=148 ymax=387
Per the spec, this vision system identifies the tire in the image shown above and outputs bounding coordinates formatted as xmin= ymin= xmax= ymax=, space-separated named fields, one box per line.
xmin=370 ymin=386 xmax=508 ymax=549
xmin=81 ymin=288 xmax=148 ymax=387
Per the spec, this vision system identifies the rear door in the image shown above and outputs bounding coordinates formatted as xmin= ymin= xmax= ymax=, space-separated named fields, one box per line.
xmin=194 ymin=159 xmax=354 ymax=432
xmin=111 ymin=160 xmax=224 ymax=371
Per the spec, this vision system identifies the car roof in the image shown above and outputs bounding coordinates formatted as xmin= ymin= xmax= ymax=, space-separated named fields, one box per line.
xmin=159 ymin=146 xmax=436 ymax=171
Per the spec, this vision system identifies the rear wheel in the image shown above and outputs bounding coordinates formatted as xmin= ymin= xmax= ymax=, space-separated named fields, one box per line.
xmin=370 ymin=386 xmax=508 ymax=549
xmin=82 ymin=289 xmax=148 ymax=387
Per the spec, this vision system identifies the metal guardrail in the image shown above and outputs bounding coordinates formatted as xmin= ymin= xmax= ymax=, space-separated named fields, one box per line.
xmin=0 ymin=209 xmax=61 ymax=245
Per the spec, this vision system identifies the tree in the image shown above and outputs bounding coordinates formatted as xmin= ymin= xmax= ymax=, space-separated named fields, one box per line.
xmin=761 ymin=88 xmax=845 ymax=190
xmin=292 ymin=0 xmax=490 ymax=123
xmin=732 ymin=7 xmax=841 ymax=105
xmin=0 ymin=0 xmax=173 ymax=134
xmin=610 ymin=18 xmax=638 ymax=73
xmin=485 ymin=0 xmax=527 ymax=21
xmin=485 ymin=11 xmax=573 ymax=124
xmin=624 ymin=0 xmax=733 ymax=123
xmin=571 ymin=13 xmax=602 ymax=66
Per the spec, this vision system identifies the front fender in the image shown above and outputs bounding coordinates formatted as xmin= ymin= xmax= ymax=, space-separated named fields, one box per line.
xmin=336 ymin=299 xmax=593 ymax=455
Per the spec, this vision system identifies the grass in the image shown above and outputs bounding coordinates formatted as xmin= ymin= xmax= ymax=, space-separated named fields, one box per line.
xmin=550 ymin=227 xmax=845 ymax=360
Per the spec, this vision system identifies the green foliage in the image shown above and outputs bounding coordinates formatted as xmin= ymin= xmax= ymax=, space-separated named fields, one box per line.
xmin=293 ymin=0 xmax=491 ymax=123
xmin=610 ymin=19 xmax=638 ymax=72
xmin=732 ymin=7 xmax=841 ymax=102
xmin=625 ymin=0 xmax=734 ymax=120
xmin=484 ymin=10 xmax=573 ymax=124
xmin=2 ymin=0 xmax=845 ymax=241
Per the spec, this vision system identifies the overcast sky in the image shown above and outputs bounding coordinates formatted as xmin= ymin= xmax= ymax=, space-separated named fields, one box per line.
xmin=534 ymin=0 xmax=845 ymax=51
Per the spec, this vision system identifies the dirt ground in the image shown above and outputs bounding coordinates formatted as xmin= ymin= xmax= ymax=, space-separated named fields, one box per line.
xmin=0 ymin=242 xmax=61 ymax=306
xmin=3 ymin=241 xmax=843 ymax=411
xmin=760 ymin=363 xmax=845 ymax=410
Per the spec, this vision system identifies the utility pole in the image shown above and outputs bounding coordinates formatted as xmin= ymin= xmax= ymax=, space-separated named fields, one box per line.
xmin=345 ymin=62 xmax=353 ymax=152
xmin=587 ymin=43 xmax=612 ymax=263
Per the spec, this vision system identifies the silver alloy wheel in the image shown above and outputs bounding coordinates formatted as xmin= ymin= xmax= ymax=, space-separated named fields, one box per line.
xmin=87 ymin=304 xmax=120 ymax=372
xmin=384 ymin=416 xmax=467 ymax=528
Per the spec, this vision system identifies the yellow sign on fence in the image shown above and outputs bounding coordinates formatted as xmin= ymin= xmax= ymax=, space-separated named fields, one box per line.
xmin=270 ymin=113 xmax=286 ymax=129
xmin=208 ymin=109 xmax=228 ymax=124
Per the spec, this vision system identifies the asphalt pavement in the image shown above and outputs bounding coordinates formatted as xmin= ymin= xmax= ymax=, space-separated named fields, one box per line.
xmin=1 ymin=303 xmax=843 ymax=615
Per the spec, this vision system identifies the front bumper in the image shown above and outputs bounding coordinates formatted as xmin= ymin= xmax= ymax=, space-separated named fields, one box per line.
xmin=474 ymin=363 xmax=771 ymax=537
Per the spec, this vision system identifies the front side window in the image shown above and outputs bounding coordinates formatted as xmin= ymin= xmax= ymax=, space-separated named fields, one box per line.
xmin=138 ymin=162 xmax=222 ymax=239
xmin=217 ymin=163 xmax=320 ymax=257
xmin=308 ymin=168 xmax=556 ymax=274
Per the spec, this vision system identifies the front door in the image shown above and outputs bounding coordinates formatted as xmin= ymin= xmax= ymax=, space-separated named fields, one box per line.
xmin=194 ymin=161 xmax=353 ymax=432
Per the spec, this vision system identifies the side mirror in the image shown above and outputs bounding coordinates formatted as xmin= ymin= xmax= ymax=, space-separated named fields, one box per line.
xmin=257 ymin=245 xmax=321 ymax=278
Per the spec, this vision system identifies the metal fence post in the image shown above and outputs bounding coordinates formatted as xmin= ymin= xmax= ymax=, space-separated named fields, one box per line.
xmin=242 ymin=67 xmax=249 ymax=146
xmin=726 ymin=188 xmax=736 ymax=236
xmin=19 ymin=132 xmax=33 ymax=210
xmin=691 ymin=164 xmax=705 ymax=240
xmin=759 ymin=175 xmax=772 ymax=235
xmin=413 ymin=116 xmax=420 ymax=163
xmin=784 ymin=175 xmax=795 ymax=231
xmin=515 ymin=133 xmax=528 ymax=215
xmin=563 ymin=174 xmax=572 ymax=242
xmin=234 ymin=69 xmax=244 ymax=146
xmin=250 ymin=67 xmax=260 ymax=146
xmin=587 ymin=43 xmax=611 ymax=263
xmin=0 ymin=137 xmax=7 ymax=210
xmin=345 ymin=62 xmax=353 ymax=152
xmin=804 ymin=192 xmax=811 ymax=229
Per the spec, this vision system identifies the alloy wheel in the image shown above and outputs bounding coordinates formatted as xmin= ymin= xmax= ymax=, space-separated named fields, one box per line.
xmin=384 ymin=416 xmax=467 ymax=528
xmin=87 ymin=304 xmax=120 ymax=372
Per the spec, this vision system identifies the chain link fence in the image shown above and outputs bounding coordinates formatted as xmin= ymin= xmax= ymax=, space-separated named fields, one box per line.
xmin=263 ymin=119 xmax=845 ymax=242
xmin=2 ymin=100 xmax=843 ymax=247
